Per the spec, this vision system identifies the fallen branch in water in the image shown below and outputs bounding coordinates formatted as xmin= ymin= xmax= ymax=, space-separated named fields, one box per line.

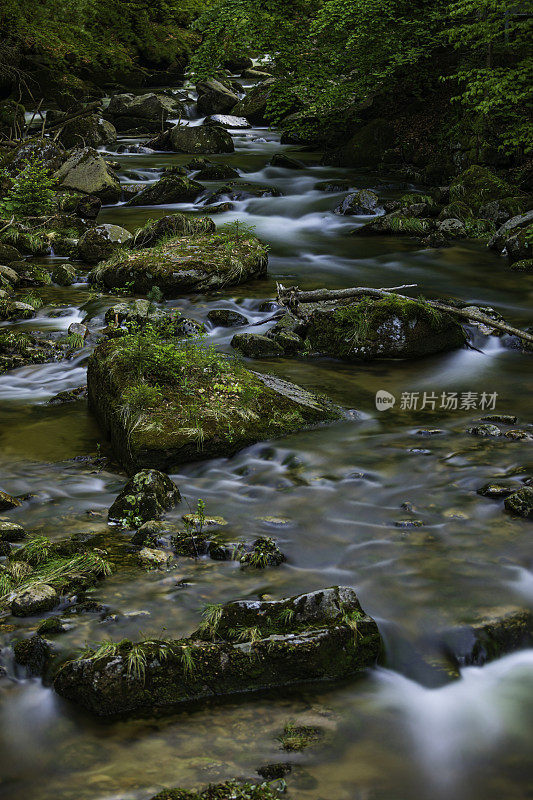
xmin=276 ymin=282 xmax=533 ymax=346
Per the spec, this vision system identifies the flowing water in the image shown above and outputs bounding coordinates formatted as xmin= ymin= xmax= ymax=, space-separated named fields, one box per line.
xmin=0 ymin=76 xmax=532 ymax=800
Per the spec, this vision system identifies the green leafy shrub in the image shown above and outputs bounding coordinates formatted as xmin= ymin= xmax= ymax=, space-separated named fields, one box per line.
xmin=0 ymin=155 xmax=56 ymax=218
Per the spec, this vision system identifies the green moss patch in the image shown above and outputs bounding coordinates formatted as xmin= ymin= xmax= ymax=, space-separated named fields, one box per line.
xmin=89 ymin=231 xmax=268 ymax=295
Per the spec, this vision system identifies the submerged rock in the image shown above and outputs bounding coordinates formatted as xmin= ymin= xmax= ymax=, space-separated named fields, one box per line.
xmin=87 ymin=335 xmax=344 ymax=472
xmin=53 ymin=586 xmax=381 ymax=716
xmin=0 ymin=490 xmax=22 ymax=511
xmin=88 ymin=232 xmax=268 ymax=296
xmin=207 ymin=309 xmax=248 ymax=327
xmin=77 ymin=224 xmax=133 ymax=263
xmin=108 ymin=469 xmax=181 ymax=525
xmin=305 ymin=297 xmax=466 ymax=361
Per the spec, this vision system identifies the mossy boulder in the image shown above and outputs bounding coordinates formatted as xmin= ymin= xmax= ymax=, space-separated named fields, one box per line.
xmin=0 ymin=299 xmax=35 ymax=321
xmin=149 ymin=779 xmax=282 ymax=800
xmin=353 ymin=213 xmax=434 ymax=237
xmin=89 ymin=232 xmax=268 ymax=296
xmin=131 ymin=214 xmax=215 ymax=249
xmin=53 ymin=586 xmax=381 ymax=716
xmin=51 ymin=263 xmax=77 ymax=286
xmin=0 ymin=243 xmax=22 ymax=263
xmin=504 ymin=487 xmax=533 ymax=519
xmin=0 ymin=330 xmax=66 ymax=373
xmin=207 ymin=308 xmax=247 ymax=327
xmin=87 ymin=334 xmax=344 ymax=472
xmin=77 ymin=224 xmax=133 ymax=263
xmin=323 ymin=119 xmax=395 ymax=168
xmin=488 ymin=209 xmax=533 ymax=253
xmin=0 ymin=490 xmax=21 ymax=511
xmin=449 ymin=166 xmax=527 ymax=218
xmin=54 ymin=147 xmax=121 ymax=203
xmin=231 ymin=333 xmax=284 ymax=358
xmin=334 ymin=190 xmax=379 ymax=216
xmin=305 ymin=297 xmax=466 ymax=361
xmin=441 ymin=608 xmax=533 ymax=665
xmin=11 ymin=584 xmax=59 ymax=617
xmin=232 ymin=80 xmax=275 ymax=124
xmin=194 ymin=162 xmax=239 ymax=181
xmin=7 ymin=261 xmax=51 ymax=287
xmin=170 ymin=124 xmax=234 ymax=154
xmin=58 ymin=115 xmax=117 ymax=149
xmin=196 ymin=79 xmax=240 ymax=115
xmin=125 ymin=175 xmax=204 ymax=207
xmin=510 ymin=258 xmax=533 ymax=272
xmin=108 ymin=469 xmax=181 ymax=525
xmin=505 ymin=228 xmax=531 ymax=265
xmin=6 ymin=138 xmax=66 ymax=174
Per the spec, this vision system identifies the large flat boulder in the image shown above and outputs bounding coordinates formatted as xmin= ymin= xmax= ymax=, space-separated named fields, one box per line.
xmin=170 ymin=124 xmax=234 ymax=154
xmin=196 ymin=79 xmax=240 ymax=115
xmin=305 ymin=297 xmax=466 ymax=360
xmin=124 ymin=175 xmax=203 ymax=206
xmin=87 ymin=333 xmax=344 ymax=472
xmin=53 ymin=586 xmax=381 ymax=716
xmin=88 ymin=231 xmax=268 ymax=296
xmin=54 ymin=147 xmax=121 ymax=203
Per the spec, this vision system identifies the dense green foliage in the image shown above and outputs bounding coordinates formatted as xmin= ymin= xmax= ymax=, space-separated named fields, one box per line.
xmin=190 ymin=0 xmax=532 ymax=154
xmin=0 ymin=155 xmax=56 ymax=217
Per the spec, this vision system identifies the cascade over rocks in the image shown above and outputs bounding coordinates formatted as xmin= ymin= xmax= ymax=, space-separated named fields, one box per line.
xmin=53 ymin=586 xmax=381 ymax=716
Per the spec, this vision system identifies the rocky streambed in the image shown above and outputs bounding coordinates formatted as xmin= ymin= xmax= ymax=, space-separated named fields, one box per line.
xmin=0 ymin=67 xmax=532 ymax=800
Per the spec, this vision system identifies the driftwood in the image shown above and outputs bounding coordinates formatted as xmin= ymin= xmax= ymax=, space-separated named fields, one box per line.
xmin=276 ymin=282 xmax=533 ymax=346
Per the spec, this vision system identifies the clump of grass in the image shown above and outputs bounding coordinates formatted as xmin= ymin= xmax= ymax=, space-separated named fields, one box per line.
xmin=198 ymin=602 xmax=223 ymax=638
xmin=277 ymin=722 xmax=322 ymax=752
xmin=18 ymin=292 xmax=43 ymax=309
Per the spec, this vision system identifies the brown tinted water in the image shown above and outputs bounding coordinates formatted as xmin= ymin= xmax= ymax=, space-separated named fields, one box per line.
xmin=0 ymin=84 xmax=532 ymax=800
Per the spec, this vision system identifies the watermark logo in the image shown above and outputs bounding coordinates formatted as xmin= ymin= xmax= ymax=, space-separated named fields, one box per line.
xmin=375 ymin=389 xmax=498 ymax=412
xmin=375 ymin=390 xmax=396 ymax=411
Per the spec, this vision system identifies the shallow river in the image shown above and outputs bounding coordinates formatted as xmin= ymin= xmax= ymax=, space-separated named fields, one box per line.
xmin=0 ymin=77 xmax=532 ymax=800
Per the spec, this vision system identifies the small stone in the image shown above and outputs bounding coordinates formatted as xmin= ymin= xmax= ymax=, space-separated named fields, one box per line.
xmin=505 ymin=429 xmax=533 ymax=441
xmin=11 ymin=584 xmax=59 ymax=617
xmin=182 ymin=513 xmax=227 ymax=527
xmin=504 ymin=487 xmax=533 ymax=519
xmin=394 ymin=519 xmax=423 ymax=528
xmin=108 ymin=469 xmax=181 ymax=525
xmin=68 ymin=322 xmax=88 ymax=339
xmin=0 ymin=491 xmax=21 ymax=511
xmin=477 ymin=483 xmax=516 ymax=499
xmin=257 ymin=763 xmax=292 ymax=780
xmin=0 ymin=521 xmax=26 ymax=541
xmin=466 ymin=423 xmax=501 ymax=437
xmin=416 ymin=428 xmax=445 ymax=436
xmin=138 ymin=547 xmax=173 ymax=569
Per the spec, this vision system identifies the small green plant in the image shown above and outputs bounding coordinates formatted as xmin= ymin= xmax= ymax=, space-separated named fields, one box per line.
xmin=18 ymin=292 xmax=43 ymax=309
xmin=63 ymin=332 xmax=85 ymax=350
xmin=180 ymin=644 xmax=196 ymax=674
xmin=0 ymin=155 xmax=56 ymax=218
xmin=199 ymin=601 xmax=223 ymax=637
xmin=218 ymin=219 xmax=257 ymax=241
xmin=277 ymin=607 xmax=295 ymax=627
xmin=122 ymin=382 xmax=163 ymax=411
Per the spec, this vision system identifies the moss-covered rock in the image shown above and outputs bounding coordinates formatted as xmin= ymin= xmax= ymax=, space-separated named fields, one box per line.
xmin=125 ymin=175 xmax=204 ymax=207
xmin=196 ymin=79 xmax=240 ymax=115
xmin=194 ymin=162 xmax=240 ymax=181
xmin=108 ymin=469 xmax=181 ymax=525
xmin=334 ymin=190 xmax=379 ymax=216
xmin=488 ymin=209 xmax=533 ymax=253
xmin=441 ymin=608 xmax=533 ymax=665
xmin=53 ymin=586 xmax=381 ymax=716
xmin=0 ymin=243 xmax=22 ymax=263
xmin=504 ymin=487 xmax=533 ymax=519
xmin=77 ymin=224 xmax=133 ymax=263
xmin=352 ymin=213 xmax=434 ymax=237
xmin=11 ymin=584 xmax=59 ymax=617
xmin=54 ymin=147 xmax=121 ymax=203
xmin=231 ymin=333 xmax=284 ymax=358
xmin=87 ymin=333 xmax=344 ymax=472
xmin=0 ymin=490 xmax=21 ymax=511
xmin=207 ymin=309 xmax=247 ymax=327
xmin=58 ymin=115 xmax=117 ymax=149
xmin=89 ymin=231 xmax=268 ymax=295
xmin=51 ymin=262 xmax=77 ymax=286
xmin=323 ymin=119 xmax=395 ymax=168
xmin=232 ymin=80 xmax=274 ymax=125
xmin=449 ymin=166 xmax=521 ymax=214
xmin=305 ymin=297 xmax=466 ymax=361
xmin=170 ymin=124 xmax=234 ymax=154
xmin=0 ymin=330 xmax=66 ymax=373
xmin=0 ymin=299 xmax=35 ymax=321
xmin=7 ymin=261 xmax=51 ymax=287
xmin=131 ymin=214 xmax=215 ymax=249
xmin=510 ymin=258 xmax=533 ymax=272
xmin=151 ymin=779 xmax=284 ymax=800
